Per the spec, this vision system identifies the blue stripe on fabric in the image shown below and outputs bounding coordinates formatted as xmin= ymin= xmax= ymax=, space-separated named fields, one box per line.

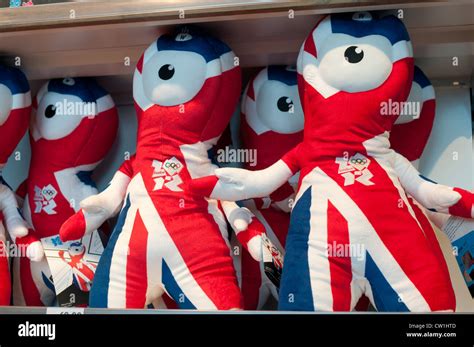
xmin=41 ymin=272 xmax=55 ymax=293
xmin=0 ymin=65 xmax=30 ymax=95
xmin=331 ymin=13 xmax=410 ymax=45
xmin=413 ymin=66 xmax=432 ymax=89
xmin=278 ymin=186 xmax=314 ymax=311
xmin=365 ymin=252 xmax=409 ymax=312
xmin=157 ymin=27 xmax=225 ymax=63
xmin=89 ymin=195 xmax=131 ymax=308
xmin=267 ymin=65 xmax=297 ymax=86
xmin=162 ymin=259 xmax=196 ymax=309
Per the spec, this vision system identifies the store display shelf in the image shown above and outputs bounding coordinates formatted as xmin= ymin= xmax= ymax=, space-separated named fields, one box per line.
xmin=0 ymin=0 xmax=449 ymax=32
xmin=0 ymin=0 xmax=471 ymax=98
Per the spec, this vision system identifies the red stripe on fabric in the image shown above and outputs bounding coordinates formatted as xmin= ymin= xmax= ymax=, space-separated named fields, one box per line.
xmin=125 ymin=210 xmax=148 ymax=308
xmin=136 ymin=54 xmax=144 ymax=74
xmin=327 ymin=201 xmax=352 ymax=311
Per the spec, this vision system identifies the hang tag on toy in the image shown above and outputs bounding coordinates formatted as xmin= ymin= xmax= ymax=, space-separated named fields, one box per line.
xmin=443 ymin=217 xmax=474 ymax=296
xmin=261 ymin=234 xmax=284 ymax=289
xmin=41 ymin=230 xmax=105 ymax=307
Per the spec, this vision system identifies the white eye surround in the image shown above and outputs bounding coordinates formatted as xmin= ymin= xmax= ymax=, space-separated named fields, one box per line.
xmin=0 ymin=84 xmax=13 ymax=126
xmin=255 ymin=80 xmax=304 ymax=134
xmin=317 ymin=34 xmax=393 ymax=93
xmin=34 ymin=92 xmax=94 ymax=140
xmin=141 ymin=50 xmax=208 ymax=106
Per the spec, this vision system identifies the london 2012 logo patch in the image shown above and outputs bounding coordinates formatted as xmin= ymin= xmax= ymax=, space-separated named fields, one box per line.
xmin=335 ymin=153 xmax=374 ymax=186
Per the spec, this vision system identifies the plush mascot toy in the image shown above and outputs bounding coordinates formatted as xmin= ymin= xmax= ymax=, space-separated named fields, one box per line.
xmin=0 ymin=65 xmax=44 ymax=305
xmin=235 ymin=65 xmax=303 ymax=309
xmin=391 ymin=66 xmax=474 ymax=303
xmin=190 ymin=12 xmax=474 ymax=312
xmin=60 ymin=27 xmax=269 ymax=310
xmin=12 ymin=77 xmax=118 ymax=306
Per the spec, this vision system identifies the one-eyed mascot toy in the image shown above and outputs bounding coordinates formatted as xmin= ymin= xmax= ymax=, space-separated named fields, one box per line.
xmin=60 ymin=27 xmax=270 ymax=310
xmin=190 ymin=12 xmax=474 ymax=311
xmin=0 ymin=65 xmax=44 ymax=305
xmin=12 ymin=77 xmax=118 ymax=307
xmin=235 ymin=65 xmax=303 ymax=309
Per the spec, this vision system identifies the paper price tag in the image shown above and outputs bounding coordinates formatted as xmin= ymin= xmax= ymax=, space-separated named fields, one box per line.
xmin=46 ymin=307 xmax=85 ymax=315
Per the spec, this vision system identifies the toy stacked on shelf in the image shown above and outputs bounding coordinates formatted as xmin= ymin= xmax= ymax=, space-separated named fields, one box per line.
xmin=190 ymin=12 xmax=474 ymax=311
xmin=13 ymin=77 xmax=119 ymax=307
xmin=234 ymin=65 xmax=303 ymax=309
xmin=60 ymin=27 xmax=277 ymax=310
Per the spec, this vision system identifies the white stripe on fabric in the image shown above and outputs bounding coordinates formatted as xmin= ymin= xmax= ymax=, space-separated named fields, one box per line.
xmin=220 ymin=51 xmax=237 ymax=73
xmin=96 ymin=94 xmax=115 ymax=114
xmin=12 ymin=91 xmax=31 ymax=110
xmin=180 ymin=140 xmax=217 ymax=179
xmin=133 ymin=69 xmax=153 ymax=112
xmin=207 ymin=199 xmax=231 ymax=249
xmin=244 ymin=96 xmax=270 ymax=135
xmin=205 ymin=58 xmax=221 ymax=79
xmin=422 ymin=85 xmax=435 ymax=102
xmin=392 ymin=40 xmax=412 ymax=62
xmin=143 ymin=43 xmax=158 ymax=66
xmin=107 ymin=196 xmax=137 ymax=308
xmin=300 ymin=51 xmax=339 ymax=99
xmin=312 ymin=16 xmax=332 ymax=59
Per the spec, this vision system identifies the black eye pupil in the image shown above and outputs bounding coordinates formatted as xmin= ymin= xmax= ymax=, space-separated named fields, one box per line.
xmin=277 ymin=96 xmax=294 ymax=112
xmin=344 ymin=46 xmax=364 ymax=64
xmin=158 ymin=64 xmax=175 ymax=80
xmin=45 ymin=104 xmax=56 ymax=118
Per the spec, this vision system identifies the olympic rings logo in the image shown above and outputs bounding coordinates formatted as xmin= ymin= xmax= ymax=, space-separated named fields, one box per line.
xmin=164 ymin=162 xmax=181 ymax=170
xmin=42 ymin=189 xmax=56 ymax=197
xmin=350 ymin=158 xmax=367 ymax=165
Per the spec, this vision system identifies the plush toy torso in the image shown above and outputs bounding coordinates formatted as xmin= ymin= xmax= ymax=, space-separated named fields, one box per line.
xmin=90 ymin=28 xmax=244 ymax=310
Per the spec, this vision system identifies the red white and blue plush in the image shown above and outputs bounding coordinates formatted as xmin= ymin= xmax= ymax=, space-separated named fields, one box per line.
xmin=191 ymin=13 xmax=474 ymax=311
xmin=0 ymin=65 xmax=44 ymax=305
xmin=60 ymin=27 xmax=250 ymax=310
xmin=236 ymin=65 xmax=303 ymax=309
xmin=12 ymin=77 xmax=118 ymax=306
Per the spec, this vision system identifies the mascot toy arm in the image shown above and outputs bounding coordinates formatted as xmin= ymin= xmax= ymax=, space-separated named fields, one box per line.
xmin=60 ymin=157 xmax=133 ymax=242
xmin=394 ymin=152 xmax=474 ymax=218
xmin=190 ymin=159 xmax=295 ymax=202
